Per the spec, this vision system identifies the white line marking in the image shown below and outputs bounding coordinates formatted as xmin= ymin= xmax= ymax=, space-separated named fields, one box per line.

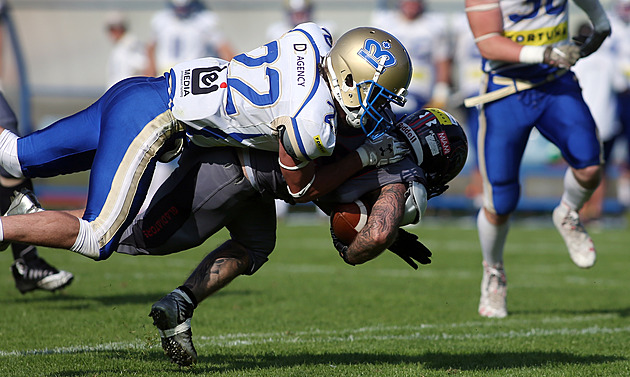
xmin=1 ymin=313 xmax=624 ymax=356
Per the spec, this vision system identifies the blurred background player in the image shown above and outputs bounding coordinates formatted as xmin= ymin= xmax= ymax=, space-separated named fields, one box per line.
xmin=573 ymin=21 xmax=618 ymax=224
xmin=371 ymin=0 xmax=451 ymax=116
xmin=266 ymin=0 xmax=335 ymax=41
xmin=105 ymin=11 xmax=149 ymax=89
xmin=146 ymin=0 xmax=235 ymax=77
xmin=609 ymin=0 xmax=630 ymax=208
xmin=466 ymin=0 xmax=610 ymax=318
xmin=450 ymin=11 xmax=484 ymax=208
xmin=0 ymin=0 xmax=72 ymax=294
xmin=146 ymin=0 xmax=237 ymax=210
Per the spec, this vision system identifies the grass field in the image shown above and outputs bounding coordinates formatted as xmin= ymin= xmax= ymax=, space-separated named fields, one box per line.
xmin=0 ymin=217 xmax=628 ymax=376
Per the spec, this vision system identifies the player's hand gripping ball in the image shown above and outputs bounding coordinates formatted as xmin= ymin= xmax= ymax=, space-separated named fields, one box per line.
xmin=330 ymin=199 xmax=371 ymax=245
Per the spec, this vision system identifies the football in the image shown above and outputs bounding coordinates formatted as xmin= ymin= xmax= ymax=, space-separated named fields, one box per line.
xmin=330 ymin=199 xmax=371 ymax=245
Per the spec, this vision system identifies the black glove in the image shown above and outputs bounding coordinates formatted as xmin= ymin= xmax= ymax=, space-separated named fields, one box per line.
xmin=388 ymin=228 xmax=432 ymax=270
xmin=574 ymin=28 xmax=611 ymax=58
xmin=330 ymin=225 xmax=355 ymax=266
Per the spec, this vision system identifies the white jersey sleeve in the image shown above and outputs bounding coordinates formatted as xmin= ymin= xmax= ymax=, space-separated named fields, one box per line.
xmin=170 ymin=22 xmax=336 ymax=161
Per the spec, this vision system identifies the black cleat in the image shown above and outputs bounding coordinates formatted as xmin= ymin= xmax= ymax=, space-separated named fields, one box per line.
xmin=12 ymin=256 xmax=74 ymax=294
xmin=149 ymin=289 xmax=197 ymax=366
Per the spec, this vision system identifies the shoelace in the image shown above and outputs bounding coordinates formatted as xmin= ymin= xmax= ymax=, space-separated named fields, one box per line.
xmin=562 ymin=210 xmax=585 ymax=232
xmin=17 ymin=259 xmax=58 ymax=280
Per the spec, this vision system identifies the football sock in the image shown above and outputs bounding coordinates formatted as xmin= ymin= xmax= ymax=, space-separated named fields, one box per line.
xmin=70 ymin=218 xmax=100 ymax=260
xmin=477 ymin=209 xmax=508 ymax=266
xmin=561 ymin=168 xmax=595 ymax=211
xmin=0 ymin=218 xmax=3 ymax=242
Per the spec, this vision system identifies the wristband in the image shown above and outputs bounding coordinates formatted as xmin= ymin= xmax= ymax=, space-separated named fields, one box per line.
xmin=519 ymin=45 xmax=546 ymax=64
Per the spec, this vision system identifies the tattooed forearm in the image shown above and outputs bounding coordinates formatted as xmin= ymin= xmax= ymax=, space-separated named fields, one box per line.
xmin=346 ymin=183 xmax=406 ymax=264
xmin=184 ymin=240 xmax=251 ymax=302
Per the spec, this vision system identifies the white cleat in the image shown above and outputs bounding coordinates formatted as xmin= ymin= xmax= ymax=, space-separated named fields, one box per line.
xmin=552 ymin=202 xmax=596 ymax=268
xmin=479 ymin=261 xmax=507 ymax=319
xmin=0 ymin=188 xmax=44 ymax=251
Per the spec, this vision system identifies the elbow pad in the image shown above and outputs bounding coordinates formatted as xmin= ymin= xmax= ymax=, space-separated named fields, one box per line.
xmin=401 ymin=182 xmax=428 ymax=226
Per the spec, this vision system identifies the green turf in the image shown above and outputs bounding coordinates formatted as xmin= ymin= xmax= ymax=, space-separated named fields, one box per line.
xmin=0 ymin=218 xmax=628 ymax=376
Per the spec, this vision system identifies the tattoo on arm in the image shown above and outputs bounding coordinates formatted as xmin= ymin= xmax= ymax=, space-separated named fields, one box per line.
xmin=347 ymin=183 xmax=406 ymax=263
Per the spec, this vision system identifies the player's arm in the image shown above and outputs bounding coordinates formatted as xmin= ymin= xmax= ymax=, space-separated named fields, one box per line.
xmin=279 ymin=134 xmax=408 ymax=203
xmin=145 ymin=41 xmax=158 ymax=77
xmin=465 ymin=0 xmax=581 ymax=68
xmin=340 ymin=183 xmax=406 ymax=265
xmin=572 ymin=0 xmax=611 ymax=57
xmin=465 ymin=0 xmax=520 ymax=62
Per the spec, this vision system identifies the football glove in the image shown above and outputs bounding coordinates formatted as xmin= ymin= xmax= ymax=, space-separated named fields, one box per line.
xmin=330 ymin=225 xmax=355 ymax=266
xmin=573 ymin=28 xmax=611 ymax=58
xmin=543 ymin=45 xmax=581 ymax=68
xmin=388 ymin=228 xmax=432 ymax=270
xmin=356 ymin=133 xmax=409 ymax=168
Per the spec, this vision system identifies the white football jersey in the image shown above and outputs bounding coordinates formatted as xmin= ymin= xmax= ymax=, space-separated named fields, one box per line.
xmin=170 ymin=22 xmax=336 ymax=162
xmin=371 ymin=10 xmax=449 ymax=100
xmin=486 ymin=0 xmax=570 ymax=75
xmin=450 ymin=13 xmax=483 ymax=99
xmin=609 ymin=13 xmax=630 ymax=93
xmin=151 ymin=8 xmax=228 ymax=74
xmin=107 ymin=33 xmax=148 ymax=88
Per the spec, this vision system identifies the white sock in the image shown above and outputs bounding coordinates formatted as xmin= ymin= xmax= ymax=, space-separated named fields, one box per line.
xmin=560 ymin=168 xmax=595 ymax=211
xmin=0 ymin=129 xmax=23 ymax=178
xmin=477 ymin=209 xmax=509 ymax=266
xmin=70 ymin=218 xmax=100 ymax=260
xmin=0 ymin=218 xmax=3 ymax=242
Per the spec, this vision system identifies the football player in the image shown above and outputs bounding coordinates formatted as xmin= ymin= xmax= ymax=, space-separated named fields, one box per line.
xmin=371 ymin=0 xmax=451 ymax=114
xmin=146 ymin=0 xmax=235 ymax=77
xmin=465 ymin=0 xmax=610 ymax=318
xmin=0 ymin=25 xmax=411 ymax=263
xmin=108 ymin=108 xmax=466 ymax=366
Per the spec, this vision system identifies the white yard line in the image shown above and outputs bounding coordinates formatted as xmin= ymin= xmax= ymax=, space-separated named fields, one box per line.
xmin=1 ymin=313 xmax=625 ymax=357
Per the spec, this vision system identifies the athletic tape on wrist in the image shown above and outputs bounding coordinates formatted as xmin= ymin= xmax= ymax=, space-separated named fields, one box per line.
xmin=519 ymin=45 xmax=546 ymax=64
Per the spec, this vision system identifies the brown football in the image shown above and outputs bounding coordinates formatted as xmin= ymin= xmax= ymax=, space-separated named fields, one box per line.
xmin=330 ymin=199 xmax=371 ymax=245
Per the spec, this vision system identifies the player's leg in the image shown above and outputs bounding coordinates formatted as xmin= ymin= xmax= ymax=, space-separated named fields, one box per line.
xmin=476 ymin=85 xmax=536 ymax=318
xmin=1 ymin=180 xmax=74 ymax=293
xmin=0 ymin=91 xmax=74 ymax=292
xmin=117 ymin=145 xmax=259 ymax=256
xmin=149 ymin=196 xmax=276 ymax=367
xmin=117 ymin=145 xmax=274 ymax=366
xmin=538 ymin=72 xmax=602 ymax=268
xmin=150 ymin=197 xmax=276 ymax=367
xmin=0 ymin=76 xmax=181 ymax=260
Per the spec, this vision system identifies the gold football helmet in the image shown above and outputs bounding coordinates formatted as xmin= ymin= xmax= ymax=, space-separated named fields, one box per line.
xmin=323 ymin=27 xmax=412 ymax=138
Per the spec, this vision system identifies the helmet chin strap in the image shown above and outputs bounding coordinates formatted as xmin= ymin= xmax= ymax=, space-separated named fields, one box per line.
xmin=345 ymin=109 xmax=363 ymax=128
xmin=324 ymin=56 xmax=363 ymax=129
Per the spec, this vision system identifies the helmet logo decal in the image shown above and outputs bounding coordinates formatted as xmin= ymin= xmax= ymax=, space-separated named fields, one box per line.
xmin=357 ymin=39 xmax=397 ymax=72
xmin=437 ymin=132 xmax=451 ymax=154
xmin=425 ymin=133 xmax=440 ymax=157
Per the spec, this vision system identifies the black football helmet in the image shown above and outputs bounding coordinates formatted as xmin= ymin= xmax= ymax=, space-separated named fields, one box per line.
xmin=396 ymin=108 xmax=468 ymax=190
